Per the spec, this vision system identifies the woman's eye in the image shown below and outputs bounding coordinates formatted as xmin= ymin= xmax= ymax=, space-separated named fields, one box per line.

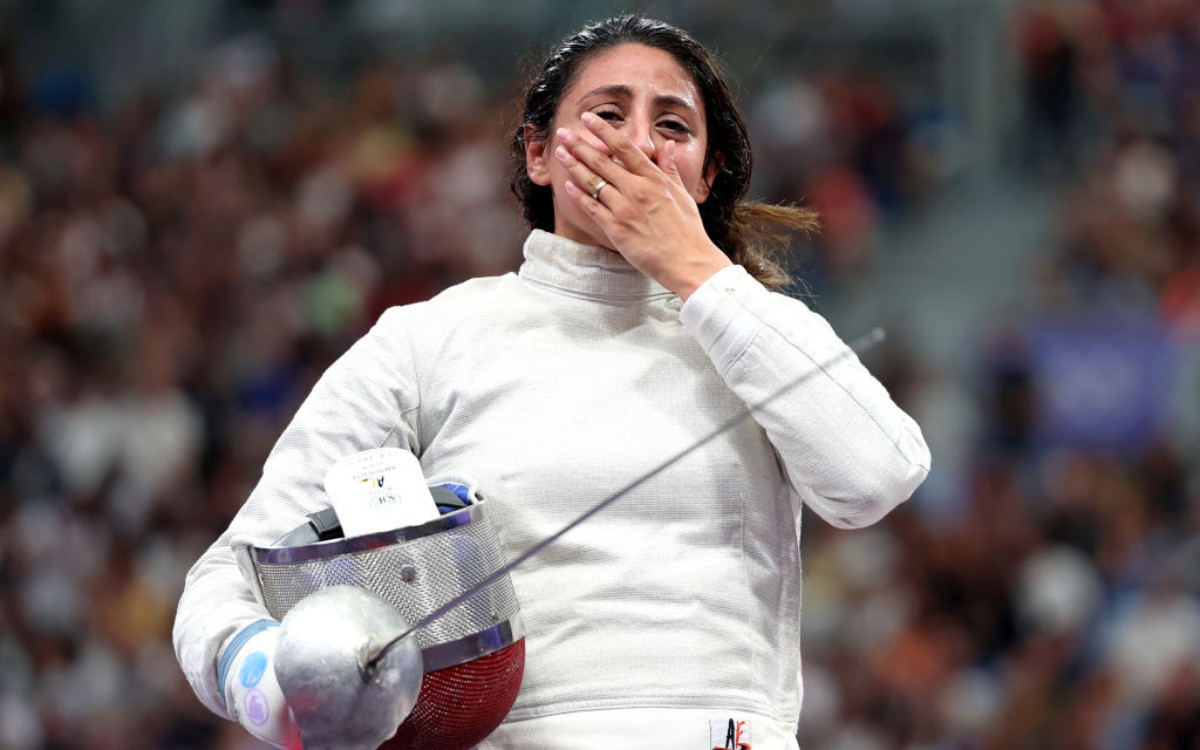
xmin=595 ymin=110 xmax=623 ymax=122
xmin=659 ymin=120 xmax=690 ymax=135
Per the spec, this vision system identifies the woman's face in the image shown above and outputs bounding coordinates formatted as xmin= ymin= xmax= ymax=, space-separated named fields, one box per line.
xmin=525 ymin=43 xmax=717 ymax=248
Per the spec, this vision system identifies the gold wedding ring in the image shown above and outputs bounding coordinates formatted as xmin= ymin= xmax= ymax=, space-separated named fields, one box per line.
xmin=590 ymin=178 xmax=608 ymax=201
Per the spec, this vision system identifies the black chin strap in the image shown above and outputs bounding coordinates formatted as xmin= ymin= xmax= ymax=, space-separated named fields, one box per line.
xmin=276 ymin=486 xmax=472 ymax=547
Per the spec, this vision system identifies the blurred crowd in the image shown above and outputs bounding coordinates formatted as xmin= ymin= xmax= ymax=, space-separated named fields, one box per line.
xmin=0 ymin=29 xmax=535 ymax=750
xmin=799 ymin=1 xmax=1200 ymax=749
xmin=0 ymin=1 xmax=1197 ymax=749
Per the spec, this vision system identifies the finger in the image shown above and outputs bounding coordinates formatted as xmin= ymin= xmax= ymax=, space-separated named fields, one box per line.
xmin=660 ymin=139 xmax=680 ymax=181
xmin=658 ymin=140 xmax=696 ymax=199
xmin=564 ymin=179 xmax=595 ymax=205
xmin=580 ymin=111 xmax=659 ymax=177
xmin=555 ymin=142 xmax=626 ymax=204
xmin=562 ymin=123 xmax=613 ymax=159
xmin=563 ymin=168 xmax=622 ymax=212
xmin=563 ymin=179 xmax=621 ymax=239
xmin=557 ymin=129 xmax=631 ymax=189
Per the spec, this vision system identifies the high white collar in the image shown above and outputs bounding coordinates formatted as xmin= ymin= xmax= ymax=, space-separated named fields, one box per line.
xmin=517 ymin=230 xmax=673 ymax=302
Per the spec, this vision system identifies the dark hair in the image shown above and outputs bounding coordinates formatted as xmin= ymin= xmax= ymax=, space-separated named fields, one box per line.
xmin=509 ymin=14 xmax=818 ymax=289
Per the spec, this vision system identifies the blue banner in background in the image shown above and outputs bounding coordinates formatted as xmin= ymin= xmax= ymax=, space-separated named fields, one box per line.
xmin=1029 ymin=309 xmax=1176 ymax=455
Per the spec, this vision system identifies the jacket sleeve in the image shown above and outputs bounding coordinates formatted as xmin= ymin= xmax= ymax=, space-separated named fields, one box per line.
xmin=679 ymin=265 xmax=930 ymax=529
xmin=172 ymin=307 xmax=424 ymax=718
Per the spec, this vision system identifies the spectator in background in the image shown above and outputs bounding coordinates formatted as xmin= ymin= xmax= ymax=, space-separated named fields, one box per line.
xmin=1015 ymin=1 xmax=1085 ymax=177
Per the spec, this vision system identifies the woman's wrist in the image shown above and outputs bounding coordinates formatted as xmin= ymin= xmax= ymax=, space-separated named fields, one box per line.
xmin=661 ymin=243 xmax=733 ymax=301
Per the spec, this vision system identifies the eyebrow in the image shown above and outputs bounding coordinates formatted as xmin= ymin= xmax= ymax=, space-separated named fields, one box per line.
xmin=576 ymin=84 xmax=699 ymax=115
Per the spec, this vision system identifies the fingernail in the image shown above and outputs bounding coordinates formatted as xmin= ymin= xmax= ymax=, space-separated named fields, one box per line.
xmin=564 ymin=180 xmax=579 ymax=195
xmin=555 ymin=145 xmax=570 ymax=161
xmin=581 ymin=112 xmax=599 ymax=125
xmin=556 ymin=128 xmax=574 ymax=143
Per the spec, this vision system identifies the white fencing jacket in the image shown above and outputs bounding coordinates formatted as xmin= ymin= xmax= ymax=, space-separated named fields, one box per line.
xmin=173 ymin=229 xmax=930 ymax=746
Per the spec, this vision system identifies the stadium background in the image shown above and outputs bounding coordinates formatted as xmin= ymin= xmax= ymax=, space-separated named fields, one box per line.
xmin=1 ymin=0 xmax=1199 ymax=747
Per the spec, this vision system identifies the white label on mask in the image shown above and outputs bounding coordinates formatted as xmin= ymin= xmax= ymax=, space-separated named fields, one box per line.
xmin=323 ymin=448 xmax=439 ymax=537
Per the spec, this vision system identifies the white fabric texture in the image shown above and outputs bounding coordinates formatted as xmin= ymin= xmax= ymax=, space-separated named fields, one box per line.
xmin=173 ymin=229 xmax=930 ymax=744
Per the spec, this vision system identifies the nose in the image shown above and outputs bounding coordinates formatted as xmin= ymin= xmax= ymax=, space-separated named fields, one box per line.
xmin=630 ymin=117 xmax=655 ymax=160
